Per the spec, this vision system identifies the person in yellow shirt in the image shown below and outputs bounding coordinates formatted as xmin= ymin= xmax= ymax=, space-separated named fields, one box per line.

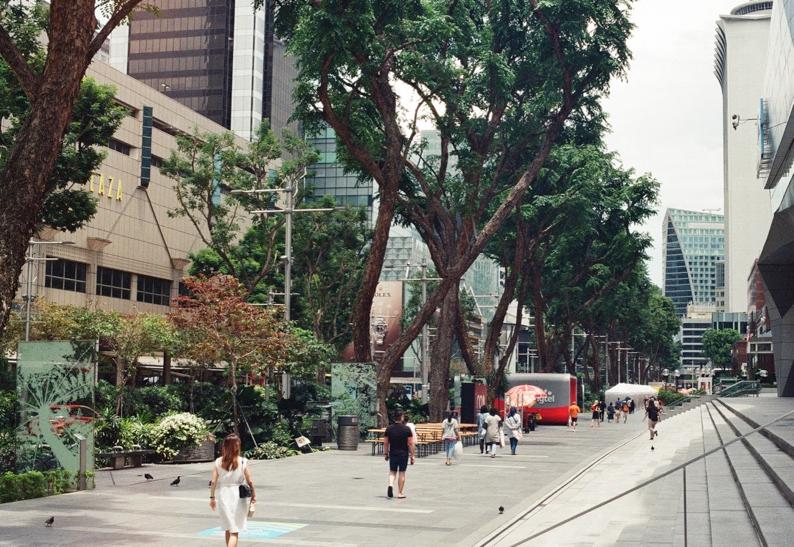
xmin=568 ymin=402 xmax=581 ymax=431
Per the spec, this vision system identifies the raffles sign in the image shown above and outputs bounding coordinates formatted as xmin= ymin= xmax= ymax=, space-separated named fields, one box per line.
xmin=85 ymin=172 xmax=124 ymax=201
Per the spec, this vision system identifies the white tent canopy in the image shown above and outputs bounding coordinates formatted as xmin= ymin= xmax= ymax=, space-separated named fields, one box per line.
xmin=604 ymin=383 xmax=658 ymax=402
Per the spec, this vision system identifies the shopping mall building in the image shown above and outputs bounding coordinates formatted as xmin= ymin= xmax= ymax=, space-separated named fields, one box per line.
xmin=15 ymin=60 xmax=247 ymax=316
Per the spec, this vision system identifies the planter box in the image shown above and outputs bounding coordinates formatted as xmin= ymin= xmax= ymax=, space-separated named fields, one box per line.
xmin=170 ymin=438 xmax=216 ymax=463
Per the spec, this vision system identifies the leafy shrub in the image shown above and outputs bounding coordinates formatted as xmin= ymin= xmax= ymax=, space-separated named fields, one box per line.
xmin=118 ymin=417 xmax=153 ymax=449
xmin=0 ymin=390 xmax=17 ymax=430
xmin=656 ymin=389 xmax=686 ymax=406
xmin=129 ymin=386 xmax=184 ymax=417
xmin=245 ymin=441 xmax=298 ymax=460
xmin=0 ymin=469 xmax=74 ymax=503
xmin=0 ymin=431 xmax=15 ymax=473
xmin=150 ymin=412 xmax=209 ymax=459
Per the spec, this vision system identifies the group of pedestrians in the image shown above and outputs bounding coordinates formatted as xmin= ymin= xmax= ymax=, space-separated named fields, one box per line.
xmin=476 ymin=405 xmax=523 ymax=457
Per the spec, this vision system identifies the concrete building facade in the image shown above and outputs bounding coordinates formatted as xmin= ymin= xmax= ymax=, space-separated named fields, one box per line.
xmin=715 ymin=1 xmax=776 ymax=313
xmin=16 ymin=60 xmax=248 ymax=316
xmin=756 ymin=0 xmax=794 ymax=396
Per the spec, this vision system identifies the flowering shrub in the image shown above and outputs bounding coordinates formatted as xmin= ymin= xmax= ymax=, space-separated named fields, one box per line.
xmin=150 ymin=413 xmax=209 ymax=459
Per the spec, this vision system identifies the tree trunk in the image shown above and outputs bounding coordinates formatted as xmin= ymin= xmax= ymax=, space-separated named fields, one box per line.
xmin=163 ymin=350 xmax=172 ymax=385
xmin=482 ymin=264 xmax=519 ymax=378
xmin=230 ymin=360 xmax=240 ymax=435
xmin=429 ymin=282 xmax=459 ymax=421
xmin=350 ymin=184 xmax=397 ymax=362
xmin=0 ymin=1 xmax=96 ymax=334
xmin=453 ymin=292 xmax=479 ymax=376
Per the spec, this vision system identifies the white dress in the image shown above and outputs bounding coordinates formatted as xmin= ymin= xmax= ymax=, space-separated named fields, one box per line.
xmin=215 ymin=457 xmax=249 ymax=533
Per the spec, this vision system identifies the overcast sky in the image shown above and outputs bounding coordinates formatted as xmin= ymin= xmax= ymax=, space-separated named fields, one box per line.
xmin=602 ymin=0 xmax=741 ymax=287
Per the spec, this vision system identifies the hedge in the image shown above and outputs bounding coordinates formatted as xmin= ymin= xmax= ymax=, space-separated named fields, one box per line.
xmin=0 ymin=469 xmax=74 ymax=504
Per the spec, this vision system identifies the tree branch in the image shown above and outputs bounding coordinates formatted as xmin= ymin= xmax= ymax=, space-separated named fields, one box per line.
xmin=0 ymin=23 xmax=38 ymax=99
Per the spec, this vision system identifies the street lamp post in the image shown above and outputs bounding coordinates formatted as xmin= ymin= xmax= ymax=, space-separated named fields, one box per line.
xmin=674 ymin=369 xmax=681 ymax=391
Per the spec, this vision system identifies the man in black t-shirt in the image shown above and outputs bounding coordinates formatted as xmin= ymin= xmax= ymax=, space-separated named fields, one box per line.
xmin=383 ymin=411 xmax=415 ymax=499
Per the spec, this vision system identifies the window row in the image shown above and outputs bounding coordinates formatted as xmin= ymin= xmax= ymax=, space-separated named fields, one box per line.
xmin=45 ymin=259 xmax=173 ymax=306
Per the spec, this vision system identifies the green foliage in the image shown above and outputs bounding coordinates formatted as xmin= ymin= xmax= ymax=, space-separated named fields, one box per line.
xmin=0 ymin=431 xmax=16 ymax=473
xmin=245 ymin=441 xmax=298 ymax=460
xmin=132 ymin=386 xmax=184 ymax=417
xmin=285 ymin=327 xmax=335 ymax=380
xmin=150 ymin=412 xmax=210 ymax=460
xmin=0 ymin=390 xmax=16 ymax=431
xmin=0 ymin=469 xmax=74 ymax=503
xmin=655 ymin=389 xmax=685 ymax=407
xmin=702 ymin=329 xmax=742 ymax=368
xmin=0 ymin=4 xmax=126 ymax=232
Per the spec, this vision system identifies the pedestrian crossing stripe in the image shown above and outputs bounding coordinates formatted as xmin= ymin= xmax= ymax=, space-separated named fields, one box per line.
xmin=198 ymin=522 xmax=307 ymax=539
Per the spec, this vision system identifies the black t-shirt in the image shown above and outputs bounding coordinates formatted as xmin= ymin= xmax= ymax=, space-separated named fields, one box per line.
xmin=385 ymin=423 xmax=412 ymax=454
xmin=647 ymin=404 xmax=659 ymax=421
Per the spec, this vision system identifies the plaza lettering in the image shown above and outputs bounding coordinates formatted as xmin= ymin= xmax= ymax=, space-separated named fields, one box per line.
xmin=86 ymin=173 xmax=123 ymax=202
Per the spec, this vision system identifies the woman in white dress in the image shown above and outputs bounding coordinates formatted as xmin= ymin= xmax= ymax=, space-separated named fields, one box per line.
xmin=209 ymin=434 xmax=256 ymax=547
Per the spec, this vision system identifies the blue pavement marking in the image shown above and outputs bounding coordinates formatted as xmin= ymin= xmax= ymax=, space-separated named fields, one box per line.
xmin=198 ymin=522 xmax=307 ymax=539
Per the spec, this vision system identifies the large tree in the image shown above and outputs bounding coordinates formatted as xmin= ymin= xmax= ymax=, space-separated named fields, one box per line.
xmin=0 ymin=0 xmax=151 ymax=335
xmin=277 ymin=0 xmax=635 ymax=421
xmin=702 ymin=328 xmax=741 ymax=370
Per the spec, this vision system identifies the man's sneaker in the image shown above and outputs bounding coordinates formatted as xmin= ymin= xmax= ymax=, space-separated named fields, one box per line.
xmin=387 ymin=486 xmax=393 ymax=498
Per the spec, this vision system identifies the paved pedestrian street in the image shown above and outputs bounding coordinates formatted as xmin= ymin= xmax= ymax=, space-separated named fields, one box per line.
xmin=0 ymin=415 xmax=650 ymax=546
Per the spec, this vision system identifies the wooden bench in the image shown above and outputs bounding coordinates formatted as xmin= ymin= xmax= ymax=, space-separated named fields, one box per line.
xmin=98 ymin=446 xmax=155 ymax=470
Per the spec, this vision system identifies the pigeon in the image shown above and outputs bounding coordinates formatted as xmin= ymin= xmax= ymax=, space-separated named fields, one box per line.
xmin=498 ymin=506 xmax=504 ymax=514
xmin=170 ymin=476 xmax=181 ymax=486
xmin=651 ymin=445 xmax=655 ymax=451
xmin=44 ymin=516 xmax=54 ymax=527
xmin=208 ymin=480 xmax=213 ymax=487
xmin=144 ymin=473 xmax=154 ymax=481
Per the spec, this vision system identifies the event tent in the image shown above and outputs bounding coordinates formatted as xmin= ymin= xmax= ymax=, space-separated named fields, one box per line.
xmin=604 ymin=383 xmax=658 ymax=402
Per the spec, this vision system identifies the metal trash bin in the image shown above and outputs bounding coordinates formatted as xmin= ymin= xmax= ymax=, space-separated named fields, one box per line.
xmin=337 ymin=415 xmax=359 ymax=450
xmin=310 ymin=418 xmax=332 ymax=446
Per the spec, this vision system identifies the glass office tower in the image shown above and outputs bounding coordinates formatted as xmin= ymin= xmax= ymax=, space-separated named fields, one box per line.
xmin=663 ymin=209 xmax=725 ymax=316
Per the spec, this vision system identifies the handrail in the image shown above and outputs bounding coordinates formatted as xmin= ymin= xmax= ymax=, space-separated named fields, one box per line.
xmin=501 ymin=407 xmax=794 ymax=546
xmin=720 ymin=380 xmax=761 ymax=397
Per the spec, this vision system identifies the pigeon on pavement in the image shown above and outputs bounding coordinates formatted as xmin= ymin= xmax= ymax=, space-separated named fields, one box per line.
xmin=144 ymin=473 xmax=154 ymax=480
xmin=208 ymin=480 xmax=212 ymax=487
xmin=170 ymin=476 xmax=181 ymax=486
xmin=44 ymin=516 xmax=54 ymax=527
xmin=498 ymin=506 xmax=504 ymax=514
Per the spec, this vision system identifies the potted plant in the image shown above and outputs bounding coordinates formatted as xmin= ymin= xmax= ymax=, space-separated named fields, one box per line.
xmin=150 ymin=413 xmax=214 ymax=463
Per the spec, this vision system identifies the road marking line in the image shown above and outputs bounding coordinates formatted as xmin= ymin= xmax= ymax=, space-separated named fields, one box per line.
xmin=97 ymin=494 xmax=434 ymax=514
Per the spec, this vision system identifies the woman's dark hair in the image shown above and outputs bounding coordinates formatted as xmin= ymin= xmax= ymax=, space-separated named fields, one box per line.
xmin=480 ymin=405 xmax=488 ymax=414
xmin=446 ymin=411 xmax=453 ymax=423
xmin=490 ymin=407 xmax=497 ymax=415
xmin=221 ymin=434 xmax=241 ymax=471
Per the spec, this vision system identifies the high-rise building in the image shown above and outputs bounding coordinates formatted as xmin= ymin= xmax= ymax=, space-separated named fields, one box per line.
xmin=662 ymin=209 xmax=725 ymax=316
xmin=109 ymin=0 xmax=296 ymax=141
xmin=304 ymin=125 xmax=375 ymax=217
xmin=755 ymin=0 xmax=794 ymax=396
xmin=715 ymin=2 xmax=775 ymax=313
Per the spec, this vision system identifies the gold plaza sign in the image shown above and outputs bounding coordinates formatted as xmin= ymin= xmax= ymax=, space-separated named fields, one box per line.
xmin=85 ymin=172 xmax=124 ymax=201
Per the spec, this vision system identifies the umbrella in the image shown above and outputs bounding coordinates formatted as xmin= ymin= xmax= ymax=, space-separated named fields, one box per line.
xmin=505 ymin=384 xmax=548 ymax=408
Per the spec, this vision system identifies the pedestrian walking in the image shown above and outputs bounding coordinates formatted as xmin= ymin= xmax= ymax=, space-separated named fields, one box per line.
xmin=568 ymin=401 xmax=581 ymax=431
xmin=504 ymin=407 xmax=522 ymax=455
xmin=527 ymin=412 xmax=538 ymax=432
xmin=476 ymin=405 xmax=489 ymax=454
xmin=384 ymin=410 xmax=415 ymax=499
xmin=598 ymin=399 xmax=606 ymax=422
xmin=629 ymin=399 xmax=636 ymax=415
xmin=484 ymin=407 xmax=503 ymax=457
xmin=645 ymin=398 xmax=660 ymax=440
xmin=209 ymin=434 xmax=255 ymax=547
xmin=441 ymin=412 xmax=461 ymax=465
xmin=621 ymin=401 xmax=630 ymax=423
xmin=606 ymin=403 xmax=615 ymax=423
xmin=590 ymin=401 xmax=601 ymax=428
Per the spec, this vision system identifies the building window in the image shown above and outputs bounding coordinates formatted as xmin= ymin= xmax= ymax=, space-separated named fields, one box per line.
xmin=96 ymin=266 xmax=131 ymax=300
xmin=136 ymin=275 xmax=171 ymax=306
xmin=45 ymin=258 xmax=87 ymax=293
xmin=107 ymin=138 xmax=132 ymax=156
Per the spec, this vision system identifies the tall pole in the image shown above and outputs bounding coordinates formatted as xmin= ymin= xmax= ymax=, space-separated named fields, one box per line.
xmin=284 ymin=176 xmax=293 ymax=322
xmin=604 ymin=335 xmax=610 ymax=388
xmin=421 ymin=258 xmax=429 ymax=403
xmin=24 ymin=246 xmax=33 ymax=342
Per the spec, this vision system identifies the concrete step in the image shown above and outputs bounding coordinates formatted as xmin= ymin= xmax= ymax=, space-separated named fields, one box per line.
xmin=706 ymin=402 xmax=794 ymax=546
xmin=712 ymin=399 xmax=794 ymax=507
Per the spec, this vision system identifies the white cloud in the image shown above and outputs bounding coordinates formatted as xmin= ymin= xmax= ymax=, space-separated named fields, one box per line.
xmin=603 ymin=0 xmax=739 ymax=287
